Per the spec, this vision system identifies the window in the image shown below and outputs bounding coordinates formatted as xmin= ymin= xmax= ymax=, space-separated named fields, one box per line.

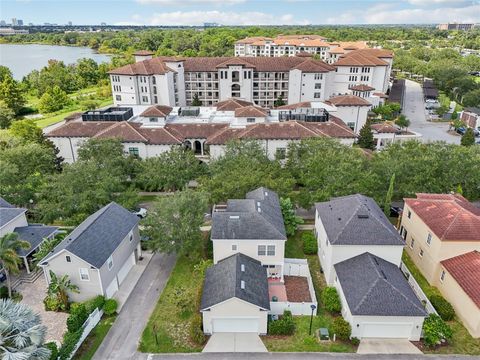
xmin=267 ymin=245 xmax=275 ymax=256
xmin=79 ymin=268 xmax=89 ymax=281
xmin=407 ymin=210 xmax=412 ymax=219
xmin=314 ymin=73 xmax=322 ymax=80
xmin=419 ymin=249 xmax=424 ymax=258
xmin=276 ymin=147 xmax=286 ymax=160
xmin=116 ymin=95 xmax=121 ymax=101
xmin=258 ymin=245 xmax=266 ymax=256
xmin=142 ymin=96 xmax=148 ymax=102
xmin=66 ymin=255 xmax=71 ymax=263
xmin=410 ymin=238 xmax=415 ymax=249
xmin=129 ymin=147 xmax=139 ymax=157
xmin=232 ymin=244 xmax=237 ymax=251
xmin=426 ymin=233 xmax=432 ymax=245
xmin=440 ymin=270 xmax=446 ymax=282
xmin=149 ymin=117 xmax=158 ymax=123
xmin=347 ymin=122 xmax=355 ymax=130
xmin=129 ymin=234 xmax=133 ymax=242
xmin=315 ymin=83 xmax=322 ymax=89
xmin=247 ymin=118 xmax=256 ymax=123
xmin=314 ymin=92 xmax=321 ymax=99
xmin=107 ymin=256 xmax=113 ymax=270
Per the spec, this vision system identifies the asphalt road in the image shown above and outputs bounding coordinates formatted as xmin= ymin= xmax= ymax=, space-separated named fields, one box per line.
xmin=92 ymin=252 xmax=176 ymax=360
xmin=402 ymin=79 xmax=460 ymax=144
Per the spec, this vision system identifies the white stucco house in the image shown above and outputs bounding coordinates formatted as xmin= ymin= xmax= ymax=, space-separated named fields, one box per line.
xmin=40 ymin=202 xmax=142 ymax=302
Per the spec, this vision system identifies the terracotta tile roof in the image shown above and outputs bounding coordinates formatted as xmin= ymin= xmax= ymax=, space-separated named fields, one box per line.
xmin=234 ymin=105 xmax=268 ymax=118
xmin=296 ymin=51 xmax=313 ymax=57
xmin=334 ymin=49 xmax=389 ymax=67
xmin=404 ymin=193 xmax=480 ymax=241
xmin=165 ymin=123 xmax=228 ymax=140
xmin=373 ymin=92 xmax=389 ymax=98
xmin=441 ymin=251 xmax=480 ymax=308
xmin=350 ymin=84 xmax=375 ymax=91
xmin=205 ymin=127 xmax=246 ymax=145
xmin=47 ymin=122 xmax=114 ymax=137
xmin=354 ymin=48 xmax=394 ymax=58
xmin=235 ymin=36 xmax=272 ymax=44
xmin=216 ymin=98 xmax=254 ymax=111
xmin=326 ymin=95 xmax=371 ymax=107
xmin=93 ymin=122 xmax=148 ymax=143
xmin=371 ymin=122 xmax=398 ymax=133
xmin=108 ymin=58 xmax=176 ymax=75
xmin=215 ymin=58 xmax=256 ymax=69
xmin=329 ymin=47 xmax=346 ymax=54
xmin=133 ymin=50 xmax=154 ymax=56
xmin=277 ymin=101 xmax=312 ymax=110
xmin=293 ymin=58 xmax=335 ymax=73
xmin=137 ymin=126 xmax=182 ymax=145
xmin=140 ymin=105 xmax=173 ymax=118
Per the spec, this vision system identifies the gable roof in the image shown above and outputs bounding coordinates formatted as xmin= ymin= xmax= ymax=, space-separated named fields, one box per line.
xmin=404 ymin=193 xmax=480 ymax=241
xmin=0 ymin=208 xmax=26 ymax=228
xmin=326 ymin=95 xmax=371 ymax=107
xmin=216 ymin=98 xmax=254 ymax=111
xmin=15 ymin=225 xmax=58 ymax=257
xmin=93 ymin=121 xmax=148 ymax=143
xmin=234 ymin=105 xmax=268 ymax=118
xmin=42 ymin=202 xmax=139 ymax=268
xmin=441 ymin=251 xmax=480 ymax=308
xmin=333 ymin=49 xmax=390 ymax=67
xmin=140 ymin=105 xmax=173 ymax=118
xmin=108 ymin=57 xmax=176 ymax=75
xmin=211 ymin=187 xmax=286 ymax=241
xmin=350 ymin=84 xmax=375 ymax=91
xmin=335 ymin=252 xmax=427 ymax=317
xmin=315 ymin=194 xmax=404 ymax=246
xmin=0 ymin=197 xmax=14 ymax=208
xmin=200 ymin=253 xmax=270 ymax=310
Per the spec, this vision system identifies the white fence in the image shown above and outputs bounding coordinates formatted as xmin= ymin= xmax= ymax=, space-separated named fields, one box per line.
xmin=270 ymin=258 xmax=318 ymax=316
xmin=400 ymin=262 xmax=438 ymax=315
xmin=67 ymin=308 xmax=104 ymax=360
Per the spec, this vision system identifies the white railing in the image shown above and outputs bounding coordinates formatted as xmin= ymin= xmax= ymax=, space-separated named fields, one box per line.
xmin=284 ymin=258 xmax=311 ymax=277
xmin=400 ymin=262 xmax=438 ymax=315
xmin=67 ymin=308 xmax=104 ymax=360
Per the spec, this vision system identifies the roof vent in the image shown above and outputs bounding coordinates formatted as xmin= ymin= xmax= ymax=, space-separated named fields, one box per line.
xmin=229 ymin=215 xmax=240 ymax=219
xmin=357 ymin=213 xmax=369 ymax=219
xmin=257 ymin=201 xmax=261 ymax=207
xmin=258 ymin=208 xmax=262 ymax=213
xmin=241 ymin=280 xmax=245 ymax=289
xmin=241 ymin=264 xmax=245 ymax=272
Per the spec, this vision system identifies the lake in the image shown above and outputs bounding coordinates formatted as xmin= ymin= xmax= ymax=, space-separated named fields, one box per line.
xmin=0 ymin=44 xmax=111 ymax=80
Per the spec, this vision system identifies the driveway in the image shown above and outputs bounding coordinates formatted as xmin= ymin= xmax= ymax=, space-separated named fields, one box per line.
xmin=17 ymin=275 xmax=68 ymax=345
xmin=92 ymin=252 xmax=176 ymax=360
xmin=402 ymin=79 xmax=460 ymax=144
xmin=357 ymin=338 xmax=422 ymax=355
xmin=202 ymin=333 xmax=268 ymax=353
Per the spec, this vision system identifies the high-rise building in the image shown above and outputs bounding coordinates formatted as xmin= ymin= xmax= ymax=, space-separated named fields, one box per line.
xmin=11 ymin=18 xmax=17 ymax=26
xmin=68 ymin=21 xmax=72 ymax=26
xmin=0 ymin=20 xmax=6 ymax=26
xmin=17 ymin=19 xmax=24 ymax=26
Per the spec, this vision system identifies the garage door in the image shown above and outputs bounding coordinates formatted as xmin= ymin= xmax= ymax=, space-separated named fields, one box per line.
xmin=117 ymin=252 xmax=135 ymax=285
xmin=105 ymin=278 xmax=119 ymax=298
xmin=362 ymin=322 xmax=413 ymax=339
xmin=213 ymin=318 xmax=259 ymax=333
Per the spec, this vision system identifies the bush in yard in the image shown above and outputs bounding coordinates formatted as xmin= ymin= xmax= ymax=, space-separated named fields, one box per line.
xmin=44 ymin=294 xmax=62 ymax=312
xmin=268 ymin=310 xmax=295 ymax=335
xmin=67 ymin=303 xmax=88 ymax=333
xmin=331 ymin=317 xmax=351 ymax=341
xmin=423 ymin=314 xmax=453 ymax=347
xmin=350 ymin=337 xmax=360 ymax=346
xmin=45 ymin=342 xmax=58 ymax=360
xmin=429 ymin=295 xmax=455 ymax=321
xmin=322 ymin=287 xmax=342 ymax=314
xmin=0 ymin=286 xmax=8 ymax=299
xmin=302 ymin=232 xmax=318 ymax=255
xmin=58 ymin=329 xmax=82 ymax=360
xmin=190 ymin=313 xmax=206 ymax=345
xmin=85 ymin=295 xmax=106 ymax=313
xmin=103 ymin=298 xmax=118 ymax=315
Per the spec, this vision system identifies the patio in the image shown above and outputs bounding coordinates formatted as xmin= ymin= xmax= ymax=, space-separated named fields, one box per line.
xmin=268 ymin=276 xmax=312 ymax=303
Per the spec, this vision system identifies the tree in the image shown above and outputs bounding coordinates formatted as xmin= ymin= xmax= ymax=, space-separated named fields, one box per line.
xmin=0 ymin=299 xmax=51 ymax=359
xmin=0 ymin=65 xmax=12 ymax=82
xmin=0 ymin=233 xmax=30 ymax=298
xmin=38 ymin=85 xmax=70 ymax=114
xmin=422 ymin=314 xmax=452 ymax=347
xmin=395 ymin=115 xmax=410 ymax=130
xmin=461 ymin=128 xmax=475 ymax=147
xmin=0 ymin=74 xmax=25 ymax=115
xmin=383 ymin=173 xmax=395 ymax=216
xmin=75 ymin=58 xmax=100 ymax=88
xmin=0 ymin=100 xmax=15 ymax=129
xmin=274 ymin=95 xmax=286 ymax=107
xmin=142 ymin=190 xmax=209 ymax=259
xmin=191 ymin=93 xmax=202 ymax=106
xmin=9 ymin=118 xmax=45 ymax=144
xmin=357 ymin=120 xmax=376 ymax=150
xmin=280 ymin=197 xmax=303 ymax=236
xmin=47 ymin=271 xmax=79 ymax=311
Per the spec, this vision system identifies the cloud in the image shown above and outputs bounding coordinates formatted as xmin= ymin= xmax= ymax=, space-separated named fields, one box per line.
xmin=136 ymin=0 xmax=245 ymax=5
xmin=407 ymin=0 xmax=472 ymax=7
xmin=120 ymin=10 xmax=310 ymax=26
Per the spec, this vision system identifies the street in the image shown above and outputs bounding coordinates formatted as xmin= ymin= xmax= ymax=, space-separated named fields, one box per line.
xmin=402 ymin=80 xmax=460 ymax=144
xmin=92 ymin=252 xmax=176 ymax=360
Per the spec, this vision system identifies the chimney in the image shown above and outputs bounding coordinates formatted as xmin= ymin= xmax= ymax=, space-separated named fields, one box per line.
xmin=133 ymin=50 xmax=154 ymax=63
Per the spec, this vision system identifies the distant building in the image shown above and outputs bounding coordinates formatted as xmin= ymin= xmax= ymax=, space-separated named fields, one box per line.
xmin=204 ymin=22 xmax=220 ymax=28
xmin=437 ymin=23 xmax=477 ymax=31
xmin=100 ymin=22 xmax=107 ymax=26
xmin=11 ymin=18 xmax=17 ymax=26
xmin=68 ymin=21 xmax=72 ymax=26
xmin=0 ymin=27 xmax=29 ymax=35
xmin=17 ymin=19 xmax=23 ymax=26
xmin=0 ymin=21 xmax=6 ymax=26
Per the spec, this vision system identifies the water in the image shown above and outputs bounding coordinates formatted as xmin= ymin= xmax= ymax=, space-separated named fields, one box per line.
xmin=0 ymin=44 xmax=111 ymax=80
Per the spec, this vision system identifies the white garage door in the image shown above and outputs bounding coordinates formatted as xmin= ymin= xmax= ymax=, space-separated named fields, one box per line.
xmin=105 ymin=278 xmax=119 ymax=298
xmin=362 ymin=322 xmax=413 ymax=339
xmin=117 ymin=252 xmax=135 ymax=285
xmin=213 ymin=318 xmax=259 ymax=333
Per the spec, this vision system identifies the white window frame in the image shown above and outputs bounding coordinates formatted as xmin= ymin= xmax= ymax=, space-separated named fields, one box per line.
xmin=267 ymin=245 xmax=275 ymax=256
xmin=440 ymin=270 xmax=446 ymax=282
xmin=257 ymin=245 xmax=266 ymax=256
xmin=79 ymin=268 xmax=90 ymax=281
xmin=419 ymin=249 xmax=424 ymax=258
xmin=232 ymin=244 xmax=237 ymax=251
xmin=66 ymin=255 xmax=71 ymax=263
xmin=426 ymin=233 xmax=432 ymax=245
xmin=107 ymin=256 xmax=114 ymax=271
xmin=410 ymin=238 xmax=415 ymax=249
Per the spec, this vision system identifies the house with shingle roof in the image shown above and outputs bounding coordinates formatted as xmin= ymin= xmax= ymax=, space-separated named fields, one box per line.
xmin=40 ymin=202 xmax=142 ymax=302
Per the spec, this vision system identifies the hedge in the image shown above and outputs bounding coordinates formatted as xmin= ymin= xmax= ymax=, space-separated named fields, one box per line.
xmin=45 ymin=342 xmax=58 ymax=360
xmin=84 ymin=295 xmax=106 ymax=313
xmin=302 ymin=232 xmax=318 ymax=255
xmin=103 ymin=298 xmax=118 ymax=315
xmin=58 ymin=329 xmax=82 ymax=360
xmin=268 ymin=310 xmax=295 ymax=335
xmin=331 ymin=317 xmax=351 ymax=341
xmin=322 ymin=287 xmax=342 ymax=313
xmin=429 ymin=295 xmax=455 ymax=321
xmin=67 ymin=303 xmax=89 ymax=333
xmin=190 ymin=313 xmax=206 ymax=345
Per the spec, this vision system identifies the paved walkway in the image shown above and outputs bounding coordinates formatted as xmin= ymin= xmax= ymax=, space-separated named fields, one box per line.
xmin=146 ymin=353 xmax=471 ymax=359
xmin=92 ymin=252 xmax=176 ymax=360
xmin=357 ymin=339 xmax=422 ymax=355
xmin=202 ymin=333 xmax=268 ymax=353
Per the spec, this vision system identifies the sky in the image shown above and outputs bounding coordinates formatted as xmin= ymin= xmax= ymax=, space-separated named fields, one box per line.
xmin=1 ymin=0 xmax=480 ymax=26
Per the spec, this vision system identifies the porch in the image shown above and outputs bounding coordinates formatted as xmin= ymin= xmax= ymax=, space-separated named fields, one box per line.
xmin=15 ymin=225 xmax=58 ymax=274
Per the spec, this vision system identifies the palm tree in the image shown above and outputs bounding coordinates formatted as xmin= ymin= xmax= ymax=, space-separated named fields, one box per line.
xmin=0 ymin=233 xmax=30 ymax=298
xmin=47 ymin=270 xmax=79 ymax=310
xmin=0 ymin=299 xmax=51 ymax=359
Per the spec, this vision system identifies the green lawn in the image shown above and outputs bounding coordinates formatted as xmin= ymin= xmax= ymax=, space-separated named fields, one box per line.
xmin=402 ymin=252 xmax=480 ymax=355
xmin=72 ymin=315 xmax=116 ymax=360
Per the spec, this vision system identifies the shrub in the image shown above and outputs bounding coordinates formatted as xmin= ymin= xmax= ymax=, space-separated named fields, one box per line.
xmin=268 ymin=310 xmax=296 ymax=335
xmin=85 ymin=295 xmax=106 ymax=313
xmin=67 ymin=304 xmax=88 ymax=333
xmin=44 ymin=295 xmax=62 ymax=312
xmin=0 ymin=286 xmax=8 ymax=299
xmin=189 ymin=314 xmax=206 ymax=345
xmin=322 ymin=287 xmax=342 ymax=314
xmin=45 ymin=341 xmax=58 ymax=360
xmin=429 ymin=295 xmax=455 ymax=321
xmin=103 ymin=298 xmax=118 ymax=315
xmin=58 ymin=329 xmax=82 ymax=360
xmin=423 ymin=314 xmax=453 ymax=347
xmin=331 ymin=317 xmax=351 ymax=341
xmin=302 ymin=232 xmax=318 ymax=255
xmin=350 ymin=337 xmax=360 ymax=346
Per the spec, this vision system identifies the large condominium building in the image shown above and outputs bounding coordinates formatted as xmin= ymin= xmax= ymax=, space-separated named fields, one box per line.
xmin=234 ymin=34 xmax=369 ymax=63
xmin=437 ymin=23 xmax=477 ymax=31
xmin=108 ymin=49 xmax=393 ymax=109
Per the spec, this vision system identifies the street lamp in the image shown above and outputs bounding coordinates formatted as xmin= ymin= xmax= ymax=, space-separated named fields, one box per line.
xmin=309 ymin=304 xmax=317 ymax=335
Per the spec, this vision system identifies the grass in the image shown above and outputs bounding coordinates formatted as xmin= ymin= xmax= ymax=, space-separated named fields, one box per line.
xmin=72 ymin=315 xmax=116 ymax=360
xmin=402 ymin=252 xmax=480 ymax=355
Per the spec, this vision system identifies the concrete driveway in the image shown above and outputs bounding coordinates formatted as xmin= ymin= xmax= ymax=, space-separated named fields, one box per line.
xmin=357 ymin=338 xmax=422 ymax=354
xmin=202 ymin=333 xmax=268 ymax=353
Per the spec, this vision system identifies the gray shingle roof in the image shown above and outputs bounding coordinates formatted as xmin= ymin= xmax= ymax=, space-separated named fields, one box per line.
xmin=334 ymin=253 xmax=427 ymax=317
xmin=14 ymin=225 xmax=58 ymax=257
xmin=0 ymin=208 xmax=26 ymax=228
xmin=43 ymin=202 xmax=139 ymax=268
xmin=0 ymin=197 xmax=14 ymax=208
xmin=201 ymin=253 xmax=270 ymax=310
xmin=211 ymin=187 xmax=286 ymax=240
xmin=315 ymin=194 xmax=404 ymax=246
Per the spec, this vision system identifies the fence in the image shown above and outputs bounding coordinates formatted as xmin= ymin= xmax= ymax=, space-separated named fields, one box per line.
xmin=67 ymin=308 xmax=104 ymax=360
xmin=400 ymin=262 xmax=438 ymax=315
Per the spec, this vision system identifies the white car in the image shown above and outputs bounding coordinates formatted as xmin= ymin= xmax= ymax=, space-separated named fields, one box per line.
xmin=132 ymin=207 xmax=148 ymax=218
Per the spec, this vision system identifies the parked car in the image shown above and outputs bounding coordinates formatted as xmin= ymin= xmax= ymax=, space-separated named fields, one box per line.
xmin=132 ymin=207 xmax=148 ymax=218
xmin=456 ymin=127 xmax=466 ymax=135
